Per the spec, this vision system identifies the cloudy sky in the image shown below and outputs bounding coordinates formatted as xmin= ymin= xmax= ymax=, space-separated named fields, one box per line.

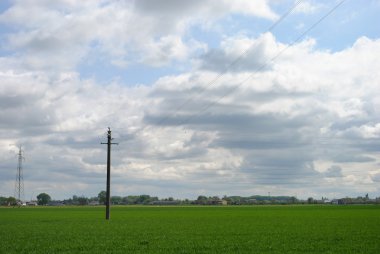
xmin=1 ymin=0 xmax=380 ymax=201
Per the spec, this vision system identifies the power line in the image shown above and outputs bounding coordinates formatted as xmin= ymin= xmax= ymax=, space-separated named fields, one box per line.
xmin=118 ymin=0 xmax=347 ymax=143
xmin=110 ymin=175 xmax=376 ymax=187
xmin=116 ymin=1 xmax=304 ymax=143
xmin=153 ymin=0 xmax=304 ymax=128
xmin=175 ymin=0 xmax=347 ymax=128
xmin=111 ymin=0 xmax=369 ymax=187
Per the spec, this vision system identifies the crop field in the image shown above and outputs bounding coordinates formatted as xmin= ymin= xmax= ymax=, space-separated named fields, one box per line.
xmin=0 ymin=205 xmax=379 ymax=253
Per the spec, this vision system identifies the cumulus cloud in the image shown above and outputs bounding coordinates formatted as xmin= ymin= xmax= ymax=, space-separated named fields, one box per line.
xmin=0 ymin=0 xmax=277 ymax=71
xmin=1 ymin=1 xmax=380 ymax=199
xmin=198 ymin=33 xmax=280 ymax=73
xmin=141 ymin=36 xmax=206 ymax=67
xmin=134 ymin=0 xmax=278 ymax=21
xmin=143 ymin=35 xmax=380 ymax=196
xmin=2 ymin=34 xmax=380 ymax=199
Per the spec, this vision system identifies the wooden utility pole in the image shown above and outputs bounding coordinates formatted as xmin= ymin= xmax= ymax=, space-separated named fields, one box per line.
xmin=101 ymin=128 xmax=118 ymax=220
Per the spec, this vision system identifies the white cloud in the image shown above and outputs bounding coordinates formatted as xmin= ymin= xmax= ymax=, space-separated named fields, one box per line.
xmin=143 ymin=35 xmax=380 ymax=197
xmin=134 ymin=0 xmax=278 ymax=21
xmin=142 ymin=36 xmax=205 ymax=67
xmin=199 ymin=33 xmax=281 ymax=72
xmin=0 ymin=0 xmax=277 ymax=71
xmin=358 ymin=124 xmax=380 ymax=138
xmin=1 ymin=1 xmax=380 ymax=200
xmin=294 ymin=0 xmax=323 ymax=14
xmin=2 ymin=34 xmax=380 ymax=199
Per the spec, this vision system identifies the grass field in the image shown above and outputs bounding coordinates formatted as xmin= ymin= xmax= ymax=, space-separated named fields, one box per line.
xmin=1 ymin=205 xmax=379 ymax=253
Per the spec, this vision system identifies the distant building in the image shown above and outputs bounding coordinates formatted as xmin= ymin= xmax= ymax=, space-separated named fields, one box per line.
xmin=207 ymin=199 xmax=227 ymax=205
xmin=26 ymin=201 xmax=38 ymax=206
xmin=331 ymin=199 xmax=345 ymax=205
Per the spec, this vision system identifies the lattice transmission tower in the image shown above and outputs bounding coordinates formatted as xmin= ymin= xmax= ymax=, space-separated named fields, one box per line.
xmin=14 ymin=146 xmax=25 ymax=204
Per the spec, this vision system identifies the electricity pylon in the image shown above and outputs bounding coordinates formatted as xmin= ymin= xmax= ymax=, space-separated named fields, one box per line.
xmin=14 ymin=146 xmax=25 ymax=204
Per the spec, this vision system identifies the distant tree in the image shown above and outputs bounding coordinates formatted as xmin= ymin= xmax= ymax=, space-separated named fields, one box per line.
xmin=77 ymin=196 xmax=88 ymax=205
xmin=290 ymin=196 xmax=298 ymax=204
xmin=229 ymin=196 xmax=242 ymax=205
xmin=0 ymin=196 xmax=7 ymax=206
xmin=37 ymin=193 xmax=51 ymax=205
xmin=88 ymin=196 xmax=99 ymax=202
xmin=151 ymin=196 xmax=159 ymax=202
xmin=111 ymin=196 xmax=122 ymax=205
xmin=307 ymin=197 xmax=314 ymax=204
xmin=62 ymin=198 xmax=73 ymax=205
xmin=72 ymin=195 xmax=79 ymax=205
xmin=197 ymin=195 xmax=208 ymax=205
xmin=6 ymin=196 xmax=17 ymax=206
xmin=123 ymin=196 xmax=138 ymax=205
xmin=98 ymin=191 xmax=106 ymax=205
xmin=137 ymin=195 xmax=151 ymax=204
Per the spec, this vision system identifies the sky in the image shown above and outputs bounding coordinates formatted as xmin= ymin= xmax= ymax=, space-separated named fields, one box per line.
xmin=1 ymin=0 xmax=380 ymax=201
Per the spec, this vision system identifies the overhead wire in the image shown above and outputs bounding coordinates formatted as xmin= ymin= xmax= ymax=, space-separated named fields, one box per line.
xmin=152 ymin=0 xmax=305 ymax=128
xmin=107 ymin=0 xmax=378 ymax=190
xmin=116 ymin=0 xmax=305 ymax=142
xmin=117 ymin=0 xmax=347 ymax=143
xmin=175 ymin=0 xmax=347 ymax=127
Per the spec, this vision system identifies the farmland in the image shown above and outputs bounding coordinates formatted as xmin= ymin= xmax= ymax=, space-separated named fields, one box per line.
xmin=1 ymin=205 xmax=379 ymax=253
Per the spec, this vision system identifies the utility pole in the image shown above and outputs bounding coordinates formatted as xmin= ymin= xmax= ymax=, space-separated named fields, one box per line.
xmin=14 ymin=145 xmax=25 ymax=205
xmin=101 ymin=128 xmax=118 ymax=220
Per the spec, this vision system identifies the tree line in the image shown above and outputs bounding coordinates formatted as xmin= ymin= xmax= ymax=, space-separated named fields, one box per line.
xmin=0 ymin=193 xmax=52 ymax=206
xmin=1 ymin=192 xmax=380 ymax=206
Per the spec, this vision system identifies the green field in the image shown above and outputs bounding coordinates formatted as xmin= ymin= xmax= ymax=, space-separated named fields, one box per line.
xmin=1 ymin=205 xmax=379 ymax=253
